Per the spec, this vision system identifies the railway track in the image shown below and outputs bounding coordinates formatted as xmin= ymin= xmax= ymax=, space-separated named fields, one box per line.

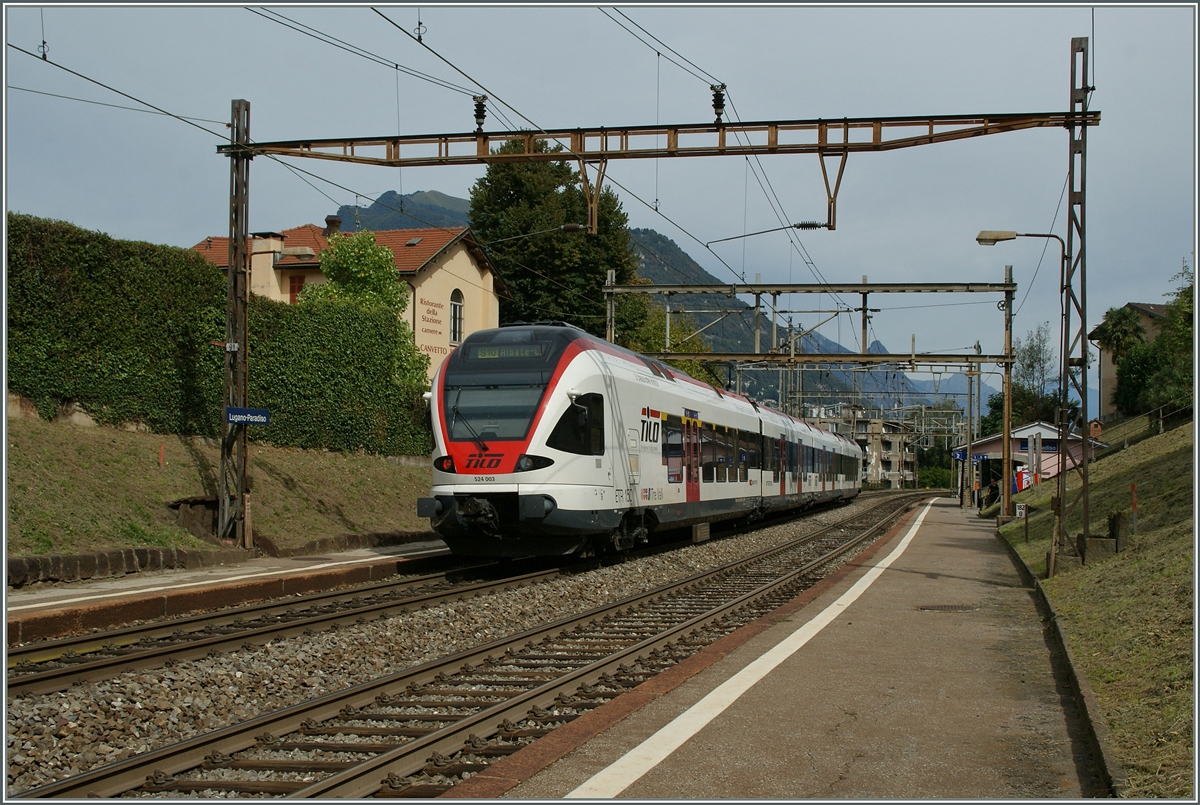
xmin=8 ymin=493 xmax=896 ymax=697
xmin=6 ymin=558 xmax=549 ymax=697
xmin=16 ymin=493 xmax=927 ymax=799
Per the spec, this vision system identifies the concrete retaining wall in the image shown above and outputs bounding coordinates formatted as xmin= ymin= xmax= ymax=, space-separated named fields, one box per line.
xmin=7 ymin=530 xmax=438 ymax=589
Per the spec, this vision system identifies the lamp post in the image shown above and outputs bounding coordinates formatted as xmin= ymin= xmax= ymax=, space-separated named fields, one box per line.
xmin=977 ymin=230 xmax=1072 ymax=575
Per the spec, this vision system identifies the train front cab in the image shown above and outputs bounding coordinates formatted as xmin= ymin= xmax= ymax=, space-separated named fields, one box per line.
xmin=420 ymin=325 xmax=623 ymax=556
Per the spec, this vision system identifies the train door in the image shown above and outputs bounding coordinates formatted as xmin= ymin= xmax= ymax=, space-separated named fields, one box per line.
xmin=625 ymin=427 xmax=641 ymax=504
xmin=684 ymin=418 xmax=701 ymax=503
xmin=778 ymin=437 xmax=787 ymax=497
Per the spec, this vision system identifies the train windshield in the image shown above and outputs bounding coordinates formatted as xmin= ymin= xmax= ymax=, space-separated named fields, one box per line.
xmin=441 ymin=327 xmax=580 ymax=442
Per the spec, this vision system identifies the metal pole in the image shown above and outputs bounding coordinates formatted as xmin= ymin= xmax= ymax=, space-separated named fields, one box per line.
xmin=605 ymin=269 xmax=615 ymax=342
xmin=754 ymin=294 xmax=761 ymax=354
xmin=1053 ymin=37 xmax=1093 ymax=575
xmin=965 ymin=368 xmax=973 ymax=509
xmin=219 ymin=99 xmax=251 ymax=545
xmin=1002 ymin=264 xmax=1014 ymax=518
xmin=1068 ymin=36 xmax=1092 ymax=540
xmin=664 ymin=297 xmax=671 ymax=350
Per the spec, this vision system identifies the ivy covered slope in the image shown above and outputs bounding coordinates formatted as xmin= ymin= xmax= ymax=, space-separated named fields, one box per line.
xmin=7 ymin=212 xmax=226 ymax=432
xmin=6 ymin=213 xmax=431 ymax=456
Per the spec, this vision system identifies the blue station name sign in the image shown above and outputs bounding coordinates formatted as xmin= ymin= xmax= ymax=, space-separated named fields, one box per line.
xmin=226 ymin=407 xmax=270 ymax=425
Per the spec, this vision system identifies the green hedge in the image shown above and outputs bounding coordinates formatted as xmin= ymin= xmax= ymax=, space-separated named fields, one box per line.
xmin=248 ymin=295 xmax=430 ymax=455
xmin=6 ymin=213 xmax=431 ymax=455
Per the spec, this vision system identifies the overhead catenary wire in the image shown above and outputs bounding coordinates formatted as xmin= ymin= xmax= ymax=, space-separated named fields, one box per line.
xmin=592 ymin=11 xmax=851 ymax=329
xmin=7 ymin=84 xmax=227 ymax=124
xmin=246 ymin=7 xmax=478 ymax=97
xmin=598 ymin=8 xmax=716 ymax=86
xmin=8 ymin=43 xmax=228 ymax=140
xmin=373 ymin=5 xmax=756 ymax=291
xmin=13 ymin=13 xmax=930 ymax=391
xmin=371 ymin=7 xmax=540 ymax=134
xmin=1014 ymin=170 xmax=1070 ymax=317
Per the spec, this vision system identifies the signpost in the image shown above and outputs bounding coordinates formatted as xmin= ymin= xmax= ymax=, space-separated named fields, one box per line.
xmin=226 ymin=407 xmax=270 ymax=425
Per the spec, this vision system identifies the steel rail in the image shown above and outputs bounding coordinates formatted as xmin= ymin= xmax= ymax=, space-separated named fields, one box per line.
xmin=17 ymin=494 xmax=925 ymax=799
xmin=6 ymin=562 xmax=554 ymax=696
xmin=9 ymin=556 xmax=460 ymax=662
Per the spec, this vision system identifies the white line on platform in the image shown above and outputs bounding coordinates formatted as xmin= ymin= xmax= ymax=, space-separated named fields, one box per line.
xmin=565 ymin=498 xmax=939 ymax=799
xmin=7 ymin=547 xmax=447 ymax=612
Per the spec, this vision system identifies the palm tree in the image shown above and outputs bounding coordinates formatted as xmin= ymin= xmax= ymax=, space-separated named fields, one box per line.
xmin=1093 ymin=306 xmax=1145 ymax=365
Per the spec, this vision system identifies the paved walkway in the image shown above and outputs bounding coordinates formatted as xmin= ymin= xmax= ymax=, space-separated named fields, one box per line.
xmin=461 ymin=498 xmax=1101 ymax=799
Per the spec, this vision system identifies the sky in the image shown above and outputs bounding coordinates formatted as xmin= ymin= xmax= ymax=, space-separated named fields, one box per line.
xmin=4 ymin=3 xmax=1197 ymax=406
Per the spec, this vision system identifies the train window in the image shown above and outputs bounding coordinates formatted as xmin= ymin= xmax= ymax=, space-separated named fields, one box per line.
xmin=546 ymin=393 xmax=605 ymax=456
xmin=746 ymin=431 xmax=759 ymax=472
xmin=446 ymin=386 xmax=546 ymax=442
xmin=701 ymin=426 xmax=716 ymax=483
xmin=737 ymin=430 xmax=749 ymax=482
xmin=663 ymin=417 xmax=683 ymax=483
xmin=716 ymin=427 xmax=730 ymax=483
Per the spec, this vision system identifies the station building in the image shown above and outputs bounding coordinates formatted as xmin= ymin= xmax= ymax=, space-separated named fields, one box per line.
xmin=954 ymin=420 xmax=1105 ymax=499
xmin=192 ymin=216 xmax=505 ymax=381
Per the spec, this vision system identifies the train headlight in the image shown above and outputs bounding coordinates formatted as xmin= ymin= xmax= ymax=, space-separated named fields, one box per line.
xmin=434 ymin=455 xmax=456 ymax=473
xmin=514 ymin=454 xmax=555 ymax=472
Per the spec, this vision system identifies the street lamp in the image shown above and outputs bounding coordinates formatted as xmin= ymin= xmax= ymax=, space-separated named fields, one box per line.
xmin=977 ymin=229 xmax=1072 ymax=576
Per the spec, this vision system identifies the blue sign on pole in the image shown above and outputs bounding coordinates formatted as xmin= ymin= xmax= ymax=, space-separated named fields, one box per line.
xmin=226 ymin=407 xmax=270 ymax=425
xmin=972 ymin=453 xmax=988 ymax=461
xmin=952 ymin=450 xmax=966 ymax=461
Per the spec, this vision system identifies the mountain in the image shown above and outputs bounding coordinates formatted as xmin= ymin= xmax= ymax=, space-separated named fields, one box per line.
xmin=337 ymin=190 xmax=471 ymax=232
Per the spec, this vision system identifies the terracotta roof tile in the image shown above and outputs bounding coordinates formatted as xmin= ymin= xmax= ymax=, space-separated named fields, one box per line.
xmin=191 ymin=224 xmax=479 ymax=277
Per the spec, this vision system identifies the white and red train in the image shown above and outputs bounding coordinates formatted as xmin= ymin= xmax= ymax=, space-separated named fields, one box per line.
xmin=417 ymin=322 xmax=862 ymax=557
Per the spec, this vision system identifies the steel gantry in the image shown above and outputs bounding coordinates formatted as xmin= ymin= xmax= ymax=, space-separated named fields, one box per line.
xmin=221 ymin=110 xmax=1098 ymax=233
xmin=603 ymin=278 xmax=1015 ymax=369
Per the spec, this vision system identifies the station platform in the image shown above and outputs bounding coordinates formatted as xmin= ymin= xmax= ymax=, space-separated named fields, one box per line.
xmin=5 ymin=539 xmax=448 ymax=644
xmin=450 ymin=497 xmax=1105 ymax=799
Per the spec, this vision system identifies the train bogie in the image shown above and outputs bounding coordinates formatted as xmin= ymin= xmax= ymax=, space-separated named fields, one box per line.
xmin=417 ymin=323 xmax=862 ymax=558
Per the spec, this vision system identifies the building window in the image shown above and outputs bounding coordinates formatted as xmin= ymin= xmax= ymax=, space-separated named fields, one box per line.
xmin=450 ymin=289 xmax=464 ymax=343
xmin=289 ymin=275 xmax=306 ymax=304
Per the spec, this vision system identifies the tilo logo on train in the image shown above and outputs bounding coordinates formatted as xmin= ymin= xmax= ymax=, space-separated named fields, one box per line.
xmin=466 ymin=452 xmax=503 ymax=469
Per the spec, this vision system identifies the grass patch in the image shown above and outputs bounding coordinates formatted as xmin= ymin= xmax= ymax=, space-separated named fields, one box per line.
xmin=999 ymin=423 xmax=1194 ymax=798
xmin=6 ymin=415 xmax=431 ymax=556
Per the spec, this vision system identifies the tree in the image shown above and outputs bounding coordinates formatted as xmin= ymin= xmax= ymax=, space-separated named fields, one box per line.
xmin=1012 ymin=321 xmax=1057 ymax=396
xmin=979 ymin=385 xmax=1062 ymax=436
xmin=1115 ymin=259 xmax=1193 ymax=413
xmin=979 ymin=323 xmax=1062 ymax=435
xmin=469 ymin=138 xmax=645 ymax=343
xmin=301 ymin=230 xmax=409 ymax=314
xmin=298 ymin=230 xmax=428 ymax=389
xmin=1092 ymin=305 xmax=1146 ymax=366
